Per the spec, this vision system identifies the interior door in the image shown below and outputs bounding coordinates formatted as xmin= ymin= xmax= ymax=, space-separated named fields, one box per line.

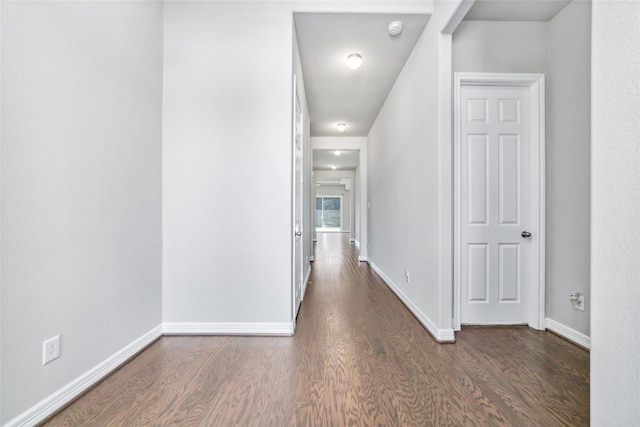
xmin=293 ymin=77 xmax=304 ymax=320
xmin=460 ymin=84 xmax=532 ymax=324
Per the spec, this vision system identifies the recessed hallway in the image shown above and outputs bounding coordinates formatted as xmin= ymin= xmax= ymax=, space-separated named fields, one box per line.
xmin=43 ymin=233 xmax=589 ymax=426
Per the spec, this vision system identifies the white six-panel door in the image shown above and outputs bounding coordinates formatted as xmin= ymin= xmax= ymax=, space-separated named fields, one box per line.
xmin=460 ymin=84 xmax=532 ymax=324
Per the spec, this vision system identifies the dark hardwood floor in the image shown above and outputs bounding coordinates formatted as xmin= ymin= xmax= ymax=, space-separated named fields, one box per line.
xmin=43 ymin=233 xmax=589 ymax=426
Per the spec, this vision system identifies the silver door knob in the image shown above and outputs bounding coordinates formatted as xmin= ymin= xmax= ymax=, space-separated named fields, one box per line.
xmin=295 ymin=231 xmax=302 ymax=236
xmin=522 ymin=231 xmax=532 ymax=238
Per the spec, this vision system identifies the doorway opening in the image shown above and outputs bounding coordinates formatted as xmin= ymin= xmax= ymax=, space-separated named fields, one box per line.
xmin=312 ymin=148 xmax=360 ymax=246
xmin=316 ymin=196 xmax=342 ymax=232
xmin=453 ymin=72 xmax=546 ymax=330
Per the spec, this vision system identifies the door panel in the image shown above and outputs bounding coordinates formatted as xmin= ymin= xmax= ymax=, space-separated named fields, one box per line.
xmin=499 ymin=135 xmax=520 ymax=224
xmin=499 ymin=243 xmax=520 ymax=301
xmin=460 ymin=85 xmax=531 ymax=324
xmin=468 ymin=243 xmax=489 ymax=302
xmin=467 ymin=134 xmax=489 ymax=225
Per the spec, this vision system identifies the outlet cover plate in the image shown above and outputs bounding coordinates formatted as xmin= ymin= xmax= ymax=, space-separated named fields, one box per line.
xmin=43 ymin=335 xmax=61 ymax=365
xmin=575 ymin=296 xmax=585 ymax=311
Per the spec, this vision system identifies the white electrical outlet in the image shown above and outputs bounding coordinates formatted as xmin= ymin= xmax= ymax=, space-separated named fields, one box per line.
xmin=43 ymin=335 xmax=61 ymax=365
xmin=570 ymin=291 xmax=586 ymax=312
xmin=405 ymin=270 xmax=410 ymax=283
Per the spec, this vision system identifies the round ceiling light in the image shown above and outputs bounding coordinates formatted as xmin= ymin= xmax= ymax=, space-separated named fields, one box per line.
xmin=331 ymin=165 xmax=338 ymax=170
xmin=388 ymin=21 xmax=403 ymax=36
xmin=346 ymin=53 xmax=363 ymax=70
xmin=337 ymin=123 xmax=347 ymax=132
xmin=333 ymin=150 xmax=341 ymax=156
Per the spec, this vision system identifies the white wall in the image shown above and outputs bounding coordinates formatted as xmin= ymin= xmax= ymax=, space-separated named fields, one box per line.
xmin=0 ymin=2 xmax=163 ymax=423
xmin=366 ymin=1 xmax=468 ymax=341
xmin=453 ymin=21 xmax=547 ymax=73
xmin=453 ymin=9 xmax=592 ymax=341
xmin=162 ymin=2 xmax=293 ymax=326
xmin=368 ymin=22 xmax=441 ymax=337
xmin=591 ymin=0 xmax=640 ymax=423
xmin=161 ymin=1 xmax=427 ymax=328
xmin=546 ymin=0 xmax=591 ymax=338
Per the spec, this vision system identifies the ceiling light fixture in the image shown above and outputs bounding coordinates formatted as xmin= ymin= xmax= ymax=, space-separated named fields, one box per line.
xmin=337 ymin=123 xmax=347 ymax=132
xmin=346 ymin=53 xmax=363 ymax=70
xmin=333 ymin=150 xmax=341 ymax=156
xmin=331 ymin=165 xmax=338 ymax=170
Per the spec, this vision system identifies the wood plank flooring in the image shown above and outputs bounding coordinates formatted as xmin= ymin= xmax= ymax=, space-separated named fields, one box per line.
xmin=43 ymin=233 xmax=589 ymax=426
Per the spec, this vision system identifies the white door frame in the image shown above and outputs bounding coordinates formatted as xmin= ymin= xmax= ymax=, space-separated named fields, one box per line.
xmin=453 ymin=72 xmax=546 ymax=331
xmin=292 ymin=74 xmax=304 ymax=326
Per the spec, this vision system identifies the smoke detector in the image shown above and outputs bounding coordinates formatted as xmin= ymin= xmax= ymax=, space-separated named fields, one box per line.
xmin=388 ymin=21 xmax=403 ymax=36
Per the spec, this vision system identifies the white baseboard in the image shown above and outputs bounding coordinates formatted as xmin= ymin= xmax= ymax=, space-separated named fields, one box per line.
xmin=163 ymin=322 xmax=294 ymax=336
xmin=545 ymin=318 xmax=591 ymax=349
xmin=354 ymin=240 xmax=360 ymax=250
xmin=368 ymin=261 xmax=455 ymax=343
xmin=6 ymin=325 xmax=163 ymax=427
xmin=303 ymin=265 xmax=312 ymax=300
xmin=358 ymin=256 xmax=368 ymax=262
xmin=349 ymin=238 xmax=355 ymax=242
xmin=309 ymin=255 xmax=315 ymax=262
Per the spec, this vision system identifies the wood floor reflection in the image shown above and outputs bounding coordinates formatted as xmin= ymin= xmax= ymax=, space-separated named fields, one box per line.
xmin=43 ymin=233 xmax=589 ymax=426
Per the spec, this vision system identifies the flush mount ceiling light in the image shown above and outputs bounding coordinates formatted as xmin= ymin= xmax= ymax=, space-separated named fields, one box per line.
xmin=337 ymin=123 xmax=347 ymax=132
xmin=388 ymin=21 xmax=403 ymax=36
xmin=333 ymin=150 xmax=341 ymax=156
xmin=331 ymin=165 xmax=338 ymax=170
xmin=346 ymin=53 xmax=363 ymax=70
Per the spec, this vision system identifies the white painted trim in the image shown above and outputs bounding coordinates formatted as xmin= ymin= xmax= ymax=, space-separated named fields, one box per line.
xmin=545 ymin=318 xmax=591 ymax=350
xmin=303 ymin=264 xmax=312 ymax=300
xmin=311 ymin=137 xmax=367 ymax=149
xmin=358 ymin=256 xmax=367 ymax=262
xmin=354 ymin=240 xmax=360 ymax=250
xmin=163 ymin=322 xmax=295 ymax=336
xmin=291 ymin=74 xmax=303 ymax=330
xmin=453 ymin=72 xmax=546 ymax=331
xmin=5 ymin=325 xmax=163 ymax=427
xmin=309 ymin=255 xmax=315 ymax=262
xmin=349 ymin=238 xmax=355 ymax=242
xmin=368 ymin=261 xmax=455 ymax=343
xmin=438 ymin=32 xmax=455 ymax=337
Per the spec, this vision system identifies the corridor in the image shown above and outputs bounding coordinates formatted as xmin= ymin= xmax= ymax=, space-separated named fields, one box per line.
xmin=45 ymin=233 xmax=589 ymax=426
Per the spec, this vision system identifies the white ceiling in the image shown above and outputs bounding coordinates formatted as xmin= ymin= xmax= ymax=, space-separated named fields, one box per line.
xmin=297 ymin=3 xmax=571 ymax=141
xmin=313 ymin=149 xmax=359 ymax=171
xmin=464 ymin=0 xmax=572 ymax=22
xmin=294 ymin=13 xmax=430 ymax=137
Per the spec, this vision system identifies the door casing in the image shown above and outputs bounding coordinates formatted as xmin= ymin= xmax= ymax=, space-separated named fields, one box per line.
xmin=292 ymin=75 xmax=304 ymax=326
xmin=453 ymin=72 xmax=546 ymax=331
